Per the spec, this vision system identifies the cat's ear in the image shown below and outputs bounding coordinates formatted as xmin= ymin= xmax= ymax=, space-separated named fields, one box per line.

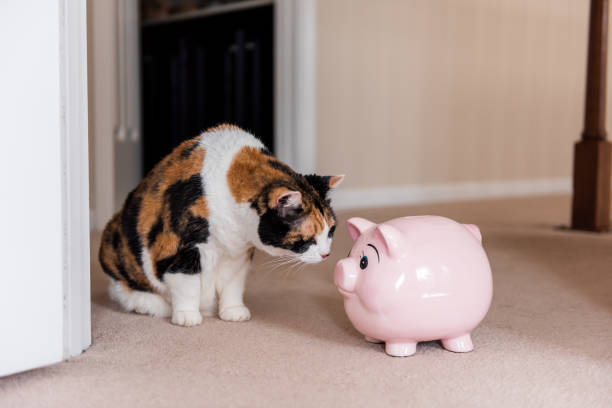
xmin=304 ymin=174 xmax=345 ymax=198
xmin=271 ymin=188 xmax=302 ymax=218
xmin=328 ymin=175 xmax=345 ymax=189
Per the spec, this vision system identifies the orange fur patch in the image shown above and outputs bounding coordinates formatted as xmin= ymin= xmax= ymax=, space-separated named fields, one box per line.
xmin=189 ymin=196 xmax=210 ymax=219
xmin=227 ymin=147 xmax=291 ymax=203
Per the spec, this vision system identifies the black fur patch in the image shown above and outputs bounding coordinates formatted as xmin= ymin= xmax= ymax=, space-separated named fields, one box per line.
xmin=121 ymin=191 xmax=143 ymax=266
xmin=103 ymin=228 xmax=113 ymax=244
xmin=112 ymin=230 xmax=121 ymax=250
xmin=260 ymin=147 xmax=272 ymax=156
xmin=156 ymin=246 xmax=202 ymax=277
xmin=166 ymin=174 xmax=204 ymax=233
xmin=328 ymin=225 xmax=336 ymax=238
xmin=155 ymin=257 xmax=174 ymax=278
xmin=304 ymin=174 xmax=331 ymax=199
xmin=258 ymin=210 xmax=314 ymax=254
xmin=182 ymin=215 xmax=210 ymax=246
xmin=147 ymin=217 xmax=164 ymax=248
xmin=152 ymin=174 xmax=209 ymax=278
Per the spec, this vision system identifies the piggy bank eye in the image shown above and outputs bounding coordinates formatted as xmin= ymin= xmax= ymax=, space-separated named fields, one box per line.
xmin=359 ymin=255 xmax=368 ymax=270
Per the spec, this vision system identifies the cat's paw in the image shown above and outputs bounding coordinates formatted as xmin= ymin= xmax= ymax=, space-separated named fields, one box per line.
xmin=219 ymin=305 xmax=251 ymax=322
xmin=171 ymin=310 xmax=203 ymax=327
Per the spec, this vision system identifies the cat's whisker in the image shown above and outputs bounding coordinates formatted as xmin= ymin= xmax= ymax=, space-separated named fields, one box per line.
xmin=259 ymin=256 xmax=299 ymax=276
xmin=271 ymin=261 xmax=293 ymax=271
xmin=278 ymin=258 xmax=301 ymax=279
xmin=259 ymin=258 xmax=292 ymax=270
xmin=260 ymin=256 xmax=290 ymax=266
xmin=288 ymin=258 xmax=306 ymax=275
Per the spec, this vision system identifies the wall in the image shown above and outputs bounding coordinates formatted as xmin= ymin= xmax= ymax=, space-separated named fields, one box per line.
xmin=88 ymin=0 xmax=116 ymax=222
xmin=316 ymin=0 xmax=592 ymax=192
xmin=88 ymin=0 xmax=143 ymax=229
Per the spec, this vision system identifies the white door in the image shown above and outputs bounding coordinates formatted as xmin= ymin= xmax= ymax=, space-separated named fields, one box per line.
xmin=0 ymin=0 xmax=90 ymax=377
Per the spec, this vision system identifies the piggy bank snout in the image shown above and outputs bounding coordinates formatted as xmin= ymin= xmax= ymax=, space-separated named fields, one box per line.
xmin=334 ymin=259 xmax=358 ymax=293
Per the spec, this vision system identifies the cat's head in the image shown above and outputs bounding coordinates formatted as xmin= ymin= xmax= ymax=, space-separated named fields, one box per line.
xmin=254 ymin=174 xmax=344 ymax=263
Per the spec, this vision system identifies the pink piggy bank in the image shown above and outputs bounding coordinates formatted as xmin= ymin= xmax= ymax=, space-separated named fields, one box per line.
xmin=334 ymin=216 xmax=493 ymax=357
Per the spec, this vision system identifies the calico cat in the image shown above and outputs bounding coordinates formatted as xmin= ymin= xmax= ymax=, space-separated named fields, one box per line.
xmin=99 ymin=124 xmax=343 ymax=326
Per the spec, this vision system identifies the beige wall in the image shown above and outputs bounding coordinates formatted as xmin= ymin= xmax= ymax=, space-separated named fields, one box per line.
xmin=316 ymin=0 xmax=593 ymax=189
xmin=87 ymin=0 xmax=97 ymax=210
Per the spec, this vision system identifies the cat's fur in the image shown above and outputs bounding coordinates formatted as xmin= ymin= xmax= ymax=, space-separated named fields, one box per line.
xmin=99 ymin=124 xmax=343 ymax=326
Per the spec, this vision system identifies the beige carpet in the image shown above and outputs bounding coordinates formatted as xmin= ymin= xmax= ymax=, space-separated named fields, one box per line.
xmin=1 ymin=195 xmax=611 ymax=407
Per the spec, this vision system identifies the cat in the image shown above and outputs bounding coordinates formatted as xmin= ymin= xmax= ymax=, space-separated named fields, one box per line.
xmin=99 ymin=124 xmax=344 ymax=326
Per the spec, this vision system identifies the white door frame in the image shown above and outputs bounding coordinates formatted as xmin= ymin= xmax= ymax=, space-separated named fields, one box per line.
xmin=92 ymin=0 xmax=317 ymax=230
xmin=61 ymin=0 xmax=92 ymax=359
xmin=275 ymin=0 xmax=317 ymax=174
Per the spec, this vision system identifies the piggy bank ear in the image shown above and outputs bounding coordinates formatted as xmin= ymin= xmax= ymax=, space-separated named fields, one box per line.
xmin=463 ymin=224 xmax=482 ymax=242
xmin=346 ymin=217 xmax=376 ymax=241
xmin=374 ymin=224 xmax=406 ymax=258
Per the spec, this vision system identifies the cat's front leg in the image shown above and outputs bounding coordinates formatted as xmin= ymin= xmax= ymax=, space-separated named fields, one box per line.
xmin=216 ymin=253 xmax=251 ymax=322
xmin=198 ymin=244 xmax=219 ymax=316
xmin=163 ymin=248 xmax=203 ymax=327
xmin=165 ymin=272 xmax=202 ymax=326
xmin=199 ymin=264 xmax=217 ymax=317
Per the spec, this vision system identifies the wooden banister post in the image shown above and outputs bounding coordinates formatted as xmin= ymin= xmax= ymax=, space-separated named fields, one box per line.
xmin=572 ymin=0 xmax=612 ymax=231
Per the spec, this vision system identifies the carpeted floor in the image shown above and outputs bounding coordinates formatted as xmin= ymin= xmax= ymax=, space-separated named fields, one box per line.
xmin=1 ymin=195 xmax=611 ymax=407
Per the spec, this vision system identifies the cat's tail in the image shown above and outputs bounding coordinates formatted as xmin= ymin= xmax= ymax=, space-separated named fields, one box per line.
xmin=109 ymin=280 xmax=171 ymax=318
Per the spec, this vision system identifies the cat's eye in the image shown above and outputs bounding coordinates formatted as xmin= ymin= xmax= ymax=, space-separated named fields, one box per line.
xmin=360 ymin=255 xmax=368 ymax=270
xmin=328 ymin=225 xmax=336 ymax=238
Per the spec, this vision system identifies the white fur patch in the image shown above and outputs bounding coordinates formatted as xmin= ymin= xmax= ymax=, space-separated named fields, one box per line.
xmin=164 ymin=273 xmax=203 ymax=327
xmin=171 ymin=310 xmax=202 ymax=327
xmin=219 ymin=305 xmax=251 ymax=322
xmin=164 ymin=273 xmax=201 ymax=310
xmin=108 ymin=281 xmax=171 ymax=317
xmin=141 ymin=247 xmax=166 ymax=293
xmin=199 ymin=128 xmax=264 ymax=256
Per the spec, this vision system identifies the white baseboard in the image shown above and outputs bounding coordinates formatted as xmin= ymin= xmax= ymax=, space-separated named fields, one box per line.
xmin=330 ymin=178 xmax=571 ymax=210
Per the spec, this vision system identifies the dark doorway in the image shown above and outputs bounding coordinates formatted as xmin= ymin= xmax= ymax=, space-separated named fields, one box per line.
xmin=141 ymin=4 xmax=274 ymax=173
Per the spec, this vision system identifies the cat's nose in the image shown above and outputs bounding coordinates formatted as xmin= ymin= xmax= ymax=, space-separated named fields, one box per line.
xmin=321 ymin=253 xmax=330 ymax=259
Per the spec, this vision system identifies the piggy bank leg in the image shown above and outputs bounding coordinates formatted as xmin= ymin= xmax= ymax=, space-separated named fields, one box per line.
xmin=385 ymin=342 xmax=417 ymax=357
xmin=441 ymin=334 xmax=473 ymax=353
xmin=365 ymin=336 xmax=383 ymax=344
